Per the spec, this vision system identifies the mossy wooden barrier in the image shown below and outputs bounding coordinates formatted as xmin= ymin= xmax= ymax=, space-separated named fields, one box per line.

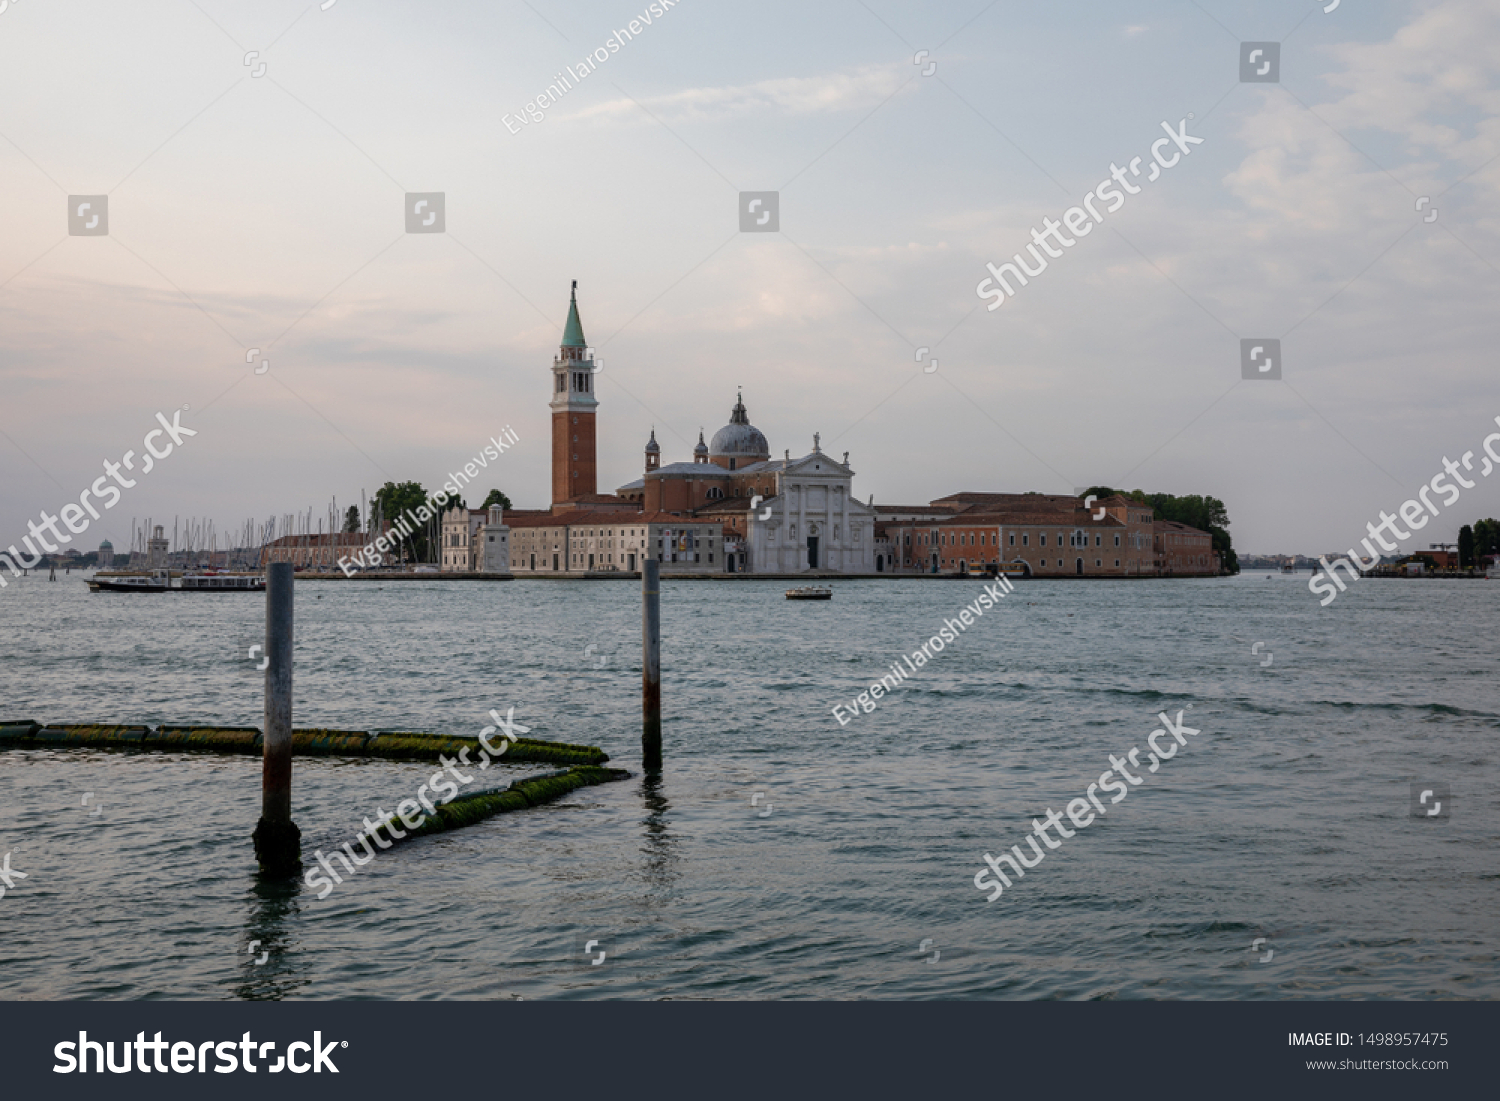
xmin=0 ymin=723 xmax=608 ymax=765
xmin=367 ymin=731 xmax=607 ymax=766
xmin=0 ymin=720 xmax=40 ymax=742
xmin=375 ymin=766 xmax=630 ymax=846
xmin=292 ymin=729 xmax=372 ymax=755
xmin=36 ymin=724 xmax=151 ymax=748
xmin=150 ymin=726 xmax=262 ymax=752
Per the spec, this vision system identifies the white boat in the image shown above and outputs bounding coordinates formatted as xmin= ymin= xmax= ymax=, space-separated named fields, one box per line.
xmin=88 ymin=569 xmax=264 ymax=593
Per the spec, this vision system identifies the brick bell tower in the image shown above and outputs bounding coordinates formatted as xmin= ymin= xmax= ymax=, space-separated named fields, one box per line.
xmin=550 ymin=281 xmax=598 ymax=506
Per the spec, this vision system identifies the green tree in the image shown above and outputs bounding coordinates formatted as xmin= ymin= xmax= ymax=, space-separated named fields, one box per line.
xmin=480 ymin=489 xmax=512 ymax=510
xmin=1458 ymin=524 xmax=1475 ymax=570
xmin=1473 ymin=518 xmax=1499 ymax=567
xmin=373 ymin=481 xmax=446 ymax=563
xmin=343 ymin=505 xmax=361 ymax=533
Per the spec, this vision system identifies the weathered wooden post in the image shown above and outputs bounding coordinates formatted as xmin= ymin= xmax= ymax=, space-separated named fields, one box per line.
xmin=642 ymin=559 xmax=661 ymax=771
xmin=252 ymin=562 xmax=301 ymax=876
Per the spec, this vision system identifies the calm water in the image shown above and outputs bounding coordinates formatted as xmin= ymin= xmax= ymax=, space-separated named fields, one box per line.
xmin=1 ymin=570 xmax=1496 ymax=1000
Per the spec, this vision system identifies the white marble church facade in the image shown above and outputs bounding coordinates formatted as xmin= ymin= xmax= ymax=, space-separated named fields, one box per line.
xmin=738 ymin=442 xmax=876 ymax=574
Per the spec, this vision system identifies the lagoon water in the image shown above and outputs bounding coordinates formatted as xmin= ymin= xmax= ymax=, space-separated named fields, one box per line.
xmin=1 ymin=571 xmax=1496 ymax=1000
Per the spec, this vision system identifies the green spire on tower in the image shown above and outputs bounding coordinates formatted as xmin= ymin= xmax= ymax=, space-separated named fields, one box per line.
xmin=562 ymin=280 xmax=587 ymax=348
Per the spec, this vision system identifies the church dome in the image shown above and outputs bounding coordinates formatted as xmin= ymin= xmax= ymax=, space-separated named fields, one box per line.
xmin=709 ymin=391 xmax=769 ymax=460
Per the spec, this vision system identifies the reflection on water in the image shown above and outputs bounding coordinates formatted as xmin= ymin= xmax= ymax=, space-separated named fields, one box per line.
xmin=232 ymin=877 xmax=309 ymax=1001
xmin=638 ymin=773 xmax=678 ymax=903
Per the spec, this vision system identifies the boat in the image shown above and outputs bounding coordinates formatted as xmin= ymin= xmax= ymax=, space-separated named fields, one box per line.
xmin=87 ymin=571 xmax=172 ymax=593
xmin=786 ymin=586 xmax=831 ymax=600
xmin=177 ymin=572 xmax=265 ymax=591
xmin=88 ymin=569 xmax=265 ymax=593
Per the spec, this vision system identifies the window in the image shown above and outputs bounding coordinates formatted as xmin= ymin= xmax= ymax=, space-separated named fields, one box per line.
xmin=1095 ymin=535 xmax=1102 ymax=546
xmin=1009 ymin=534 xmax=1015 ymax=546
xmin=1115 ymin=559 xmax=1120 ymax=567
xmin=1040 ymin=535 xmax=1046 ymax=546
xmin=1022 ymin=534 xmax=1029 ymax=546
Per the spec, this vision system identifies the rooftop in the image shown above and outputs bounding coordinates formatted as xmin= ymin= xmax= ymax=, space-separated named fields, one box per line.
xmin=505 ymin=510 xmax=727 ymax=529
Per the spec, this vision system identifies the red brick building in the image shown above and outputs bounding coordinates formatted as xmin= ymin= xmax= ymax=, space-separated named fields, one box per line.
xmin=1154 ymin=520 xmax=1219 ymax=575
xmin=870 ymin=492 xmax=1216 ymax=577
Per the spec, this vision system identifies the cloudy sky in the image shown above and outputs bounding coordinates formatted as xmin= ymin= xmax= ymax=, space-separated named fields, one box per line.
xmin=2 ymin=0 xmax=1498 ymax=556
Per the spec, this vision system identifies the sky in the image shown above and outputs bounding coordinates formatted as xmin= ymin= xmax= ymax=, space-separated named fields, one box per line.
xmin=2 ymin=0 xmax=1498 ymax=557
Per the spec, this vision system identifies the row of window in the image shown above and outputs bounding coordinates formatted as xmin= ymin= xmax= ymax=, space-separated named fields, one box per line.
xmin=910 ymin=530 xmax=1127 ymax=548
xmin=940 ymin=557 xmax=1131 ymax=570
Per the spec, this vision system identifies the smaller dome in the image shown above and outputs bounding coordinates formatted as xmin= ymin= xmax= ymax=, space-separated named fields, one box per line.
xmin=645 ymin=428 xmax=660 ymax=454
xmin=99 ymin=540 xmax=113 ymax=549
xmin=694 ymin=430 xmax=709 ymax=456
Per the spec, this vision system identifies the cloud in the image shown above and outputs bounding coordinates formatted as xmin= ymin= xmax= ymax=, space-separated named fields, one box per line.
xmin=561 ymin=63 xmax=911 ymax=125
xmin=1317 ymin=0 xmax=1500 ymax=180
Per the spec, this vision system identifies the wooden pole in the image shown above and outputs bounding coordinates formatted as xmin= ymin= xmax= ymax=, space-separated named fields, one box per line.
xmin=252 ymin=562 xmax=301 ymax=876
xmin=642 ymin=559 xmax=661 ymax=771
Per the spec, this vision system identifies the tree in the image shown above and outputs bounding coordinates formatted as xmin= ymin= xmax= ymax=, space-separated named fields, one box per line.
xmin=343 ymin=505 xmax=361 ymax=533
xmin=481 ymin=489 xmax=512 ymax=510
xmin=373 ymin=481 xmax=443 ymax=563
xmin=1458 ymin=524 xmax=1475 ymax=570
xmin=1473 ymin=518 xmax=1499 ymax=567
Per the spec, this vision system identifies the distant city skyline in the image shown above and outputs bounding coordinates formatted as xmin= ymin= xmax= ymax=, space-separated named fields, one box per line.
xmin=3 ymin=0 xmax=1498 ymax=560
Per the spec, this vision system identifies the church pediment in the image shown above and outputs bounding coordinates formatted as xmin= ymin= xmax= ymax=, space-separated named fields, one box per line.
xmin=784 ymin=453 xmax=851 ymax=478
